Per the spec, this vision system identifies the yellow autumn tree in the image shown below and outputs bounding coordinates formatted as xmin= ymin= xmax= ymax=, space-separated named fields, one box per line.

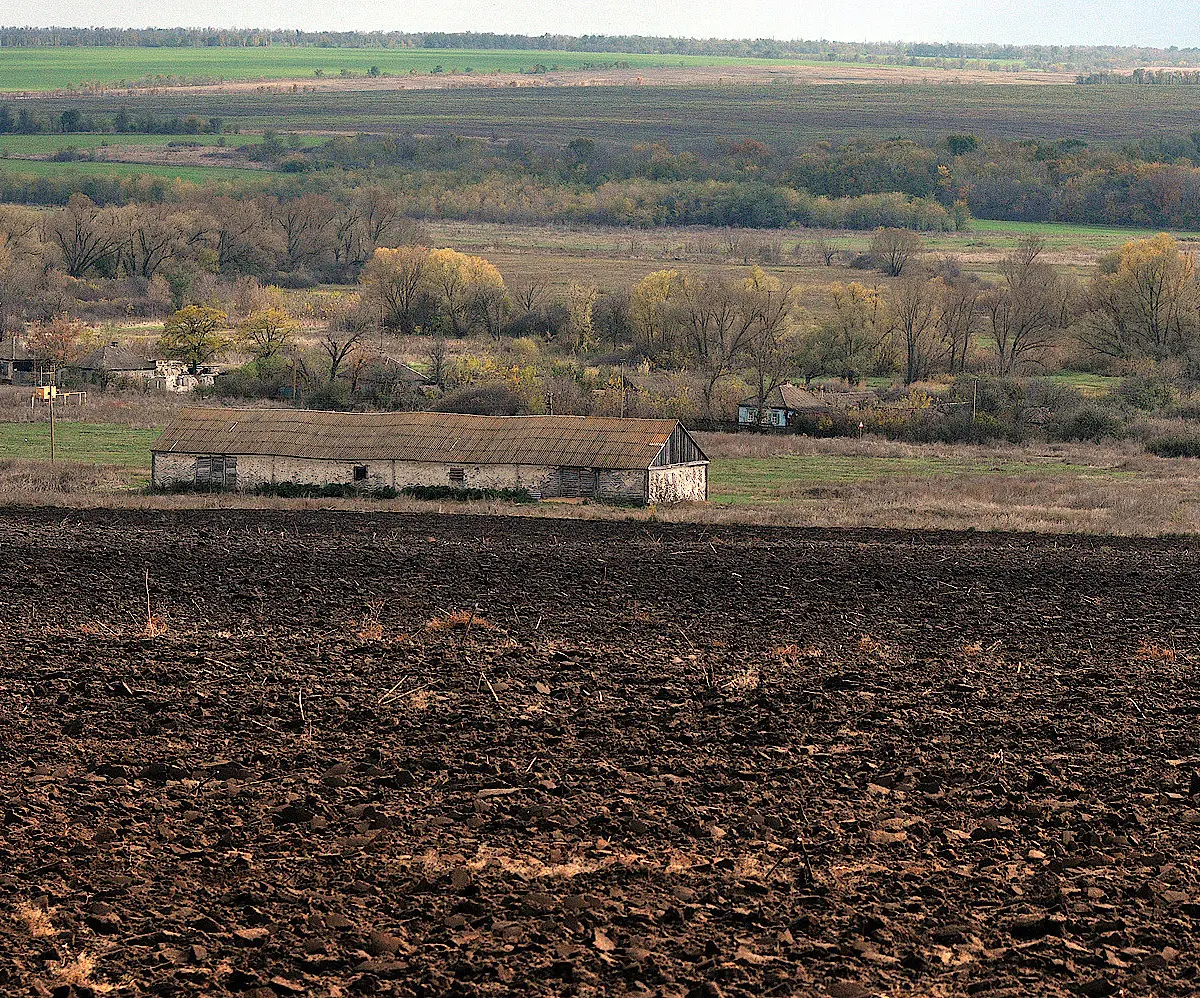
xmin=160 ymin=304 xmax=229 ymax=373
xmin=237 ymin=306 xmax=299 ymax=365
xmin=425 ymin=248 xmax=505 ymax=336
xmin=819 ymin=282 xmax=891 ymax=377
xmin=630 ymin=269 xmax=680 ymax=355
xmin=1085 ymin=233 xmax=1200 ymax=360
xmin=360 ymin=245 xmax=431 ymax=335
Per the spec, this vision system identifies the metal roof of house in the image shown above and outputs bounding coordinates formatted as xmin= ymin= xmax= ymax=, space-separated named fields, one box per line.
xmin=153 ymin=408 xmax=690 ymax=469
xmin=742 ymin=384 xmax=877 ymax=411
xmin=0 ymin=338 xmax=35 ymax=362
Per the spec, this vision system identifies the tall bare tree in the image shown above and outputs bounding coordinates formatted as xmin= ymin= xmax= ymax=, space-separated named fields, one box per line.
xmin=888 ymin=276 xmax=943 ymax=384
xmin=870 ymin=227 xmax=924 ymax=278
xmin=985 ymin=236 xmax=1066 ymax=374
xmin=48 ymin=194 xmax=122 ymax=277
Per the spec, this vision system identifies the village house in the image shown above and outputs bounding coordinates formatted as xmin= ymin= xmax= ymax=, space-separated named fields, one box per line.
xmin=738 ymin=383 xmax=879 ymax=427
xmin=151 ymin=408 xmax=709 ymax=504
xmin=66 ymin=341 xmax=158 ymax=388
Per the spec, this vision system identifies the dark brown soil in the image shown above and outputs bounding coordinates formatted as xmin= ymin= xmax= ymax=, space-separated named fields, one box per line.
xmin=2 ymin=507 xmax=1199 ymax=997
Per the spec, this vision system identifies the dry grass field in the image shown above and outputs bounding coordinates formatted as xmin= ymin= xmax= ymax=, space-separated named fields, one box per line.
xmin=3 ymin=406 xmax=1199 ymax=537
xmin=421 ymin=219 xmax=1200 ymax=294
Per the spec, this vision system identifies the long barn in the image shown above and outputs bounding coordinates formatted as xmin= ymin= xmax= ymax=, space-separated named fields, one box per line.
xmin=151 ymin=408 xmax=708 ymax=504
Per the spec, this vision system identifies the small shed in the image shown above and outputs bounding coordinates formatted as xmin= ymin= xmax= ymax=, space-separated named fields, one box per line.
xmin=151 ymin=408 xmax=708 ymax=504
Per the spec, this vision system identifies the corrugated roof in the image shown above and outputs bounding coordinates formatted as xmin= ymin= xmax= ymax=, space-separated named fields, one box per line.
xmin=0 ymin=338 xmax=35 ymax=362
xmin=153 ymin=408 xmax=687 ymax=469
xmin=742 ymin=384 xmax=878 ymax=411
xmin=73 ymin=344 xmax=156 ymax=372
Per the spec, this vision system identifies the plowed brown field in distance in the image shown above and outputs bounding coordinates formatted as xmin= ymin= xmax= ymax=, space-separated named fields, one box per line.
xmin=2 ymin=507 xmax=1199 ymax=997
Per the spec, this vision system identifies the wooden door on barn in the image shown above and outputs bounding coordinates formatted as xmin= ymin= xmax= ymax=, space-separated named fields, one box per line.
xmin=194 ymin=454 xmax=238 ymax=488
xmin=558 ymin=467 xmax=598 ymax=498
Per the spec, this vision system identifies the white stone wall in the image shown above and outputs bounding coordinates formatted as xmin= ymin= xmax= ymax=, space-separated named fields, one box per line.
xmin=155 ymin=452 xmax=561 ymax=496
xmin=152 ymin=452 xmax=200 ymax=485
xmin=648 ymin=462 xmax=708 ymax=504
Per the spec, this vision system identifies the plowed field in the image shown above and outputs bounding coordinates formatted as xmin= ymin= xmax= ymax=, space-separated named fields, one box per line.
xmin=2 ymin=507 xmax=1200 ymax=997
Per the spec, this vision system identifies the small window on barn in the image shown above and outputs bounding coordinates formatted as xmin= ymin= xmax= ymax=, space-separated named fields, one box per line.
xmin=353 ymin=465 xmax=368 ymax=482
xmin=448 ymin=467 xmax=465 ymax=487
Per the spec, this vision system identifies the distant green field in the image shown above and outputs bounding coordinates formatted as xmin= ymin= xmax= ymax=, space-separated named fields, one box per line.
xmin=0 ymin=421 xmax=159 ymax=467
xmin=0 ymin=47 xmax=814 ymax=92
xmin=0 ymin=158 xmax=270 ymax=183
xmin=708 ymin=453 xmax=1115 ymax=506
xmin=969 ymin=219 xmax=1200 ymax=240
xmin=0 ymin=133 xmax=324 ymax=155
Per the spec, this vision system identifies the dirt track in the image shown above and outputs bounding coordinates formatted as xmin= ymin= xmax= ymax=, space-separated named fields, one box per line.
xmin=2 ymin=507 xmax=1200 ymax=997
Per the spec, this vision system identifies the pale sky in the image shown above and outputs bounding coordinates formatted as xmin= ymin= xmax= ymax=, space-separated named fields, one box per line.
xmin=4 ymin=0 xmax=1196 ymax=49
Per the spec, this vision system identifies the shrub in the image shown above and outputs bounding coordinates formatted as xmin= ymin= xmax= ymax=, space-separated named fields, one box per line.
xmin=1146 ymin=432 xmax=1200 ymax=458
xmin=432 ymin=384 xmax=525 ymax=416
xmin=949 ymin=375 xmax=1025 ymax=418
xmin=304 ymin=383 xmax=352 ymax=410
xmin=1048 ymin=405 xmax=1126 ymax=442
xmin=401 ymin=484 xmax=535 ymax=503
xmin=1114 ymin=374 xmax=1175 ymax=412
xmin=211 ymin=361 xmax=289 ymax=400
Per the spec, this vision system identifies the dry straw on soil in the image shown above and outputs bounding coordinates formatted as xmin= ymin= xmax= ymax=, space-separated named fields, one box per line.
xmin=16 ymin=903 xmax=56 ymax=938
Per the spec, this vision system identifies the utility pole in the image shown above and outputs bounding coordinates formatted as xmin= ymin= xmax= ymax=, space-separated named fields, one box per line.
xmin=971 ymin=378 xmax=978 ymax=423
xmin=48 ymin=385 xmax=55 ymax=465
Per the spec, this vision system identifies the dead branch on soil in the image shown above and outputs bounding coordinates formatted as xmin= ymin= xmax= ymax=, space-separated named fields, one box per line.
xmin=426 ymin=609 xmax=497 ymax=632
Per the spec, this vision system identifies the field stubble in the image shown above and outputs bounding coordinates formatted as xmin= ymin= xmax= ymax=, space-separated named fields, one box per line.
xmin=1 ymin=508 xmax=1199 ymax=996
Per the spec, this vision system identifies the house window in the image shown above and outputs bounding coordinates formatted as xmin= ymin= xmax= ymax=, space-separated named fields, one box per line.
xmin=353 ymin=465 xmax=368 ymax=482
xmin=448 ymin=468 xmax=465 ymax=487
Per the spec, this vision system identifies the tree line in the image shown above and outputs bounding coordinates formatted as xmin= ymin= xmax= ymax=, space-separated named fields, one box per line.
xmin=11 ymin=126 xmax=1200 ymax=230
xmin=1 ymin=28 xmax=1196 ymax=72
xmin=0 ymin=191 xmax=426 ymax=329
xmin=1077 ymin=69 xmax=1200 ymax=85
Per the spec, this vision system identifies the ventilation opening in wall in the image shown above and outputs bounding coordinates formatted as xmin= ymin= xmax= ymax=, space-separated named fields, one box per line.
xmin=448 ymin=467 xmax=465 ymax=487
xmin=353 ymin=465 xmax=368 ymax=482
